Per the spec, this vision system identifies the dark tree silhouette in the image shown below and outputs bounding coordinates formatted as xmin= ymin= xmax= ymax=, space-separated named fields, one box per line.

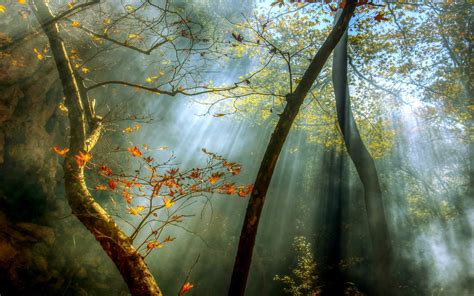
xmin=331 ymin=9 xmax=393 ymax=295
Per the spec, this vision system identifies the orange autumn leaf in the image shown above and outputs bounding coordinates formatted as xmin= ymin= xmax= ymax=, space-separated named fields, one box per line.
xmin=34 ymin=48 xmax=44 ymax=60
xmin=123 ymin=127 xmax=134 ymax=133
xmin=123 ymin=190 xmax=132 ymax=204
xmin=95 ymin=184 xmax=108 ymax=191
xmin=164 ymin=178 xmax=177 ymax=188
xmin=108 ymin=179 xmax=117 ymax=190
xmin=238 ymin=184 xmax=253 ymax=197
xmin=75 ymin=151 xmax=92 ymax=167
xmin=146 ymin=241 xmax=163 ymax=250
xmin=53 ymin=146 xmax=70 ymax=156
xmin=121 ymin=179 xmax=135 ymax=188
xmin=208 ymin=172 xmax=224 ymax=184
xmin=123 ymin=124 xmax=141 ymax=134
xmin=167 ymin=168 xmax=179 ymax=175
xmin=179 ymin=282 xmax=194 ymax=295
xmin=164 ymin=198 xmax=175 ymax=209
xmin=223 ymin=184 xmax=236 ymax=195
xmin=99 ymin=164 xmax=113 ymax=176
xmin=227 ymin=164 xmax=241 ymax=176
xmin=127 ymin=205 xmax=145 ymax=215
xmin=190 ymin=169 xmax=200 ymax=179
xmin=374 ymin=12 xmax=389 ymax=22
xmin=127 ymin=146 xmax=142 ymax=157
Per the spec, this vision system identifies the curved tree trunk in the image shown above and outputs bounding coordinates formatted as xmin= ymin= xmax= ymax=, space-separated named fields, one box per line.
xmin=228 ymin=2 xmax=357 ymax=295
xmin=331 ymin=12 xmax=393 ymax=295
xmin=31 ymin=1 xmax=162 ymax=295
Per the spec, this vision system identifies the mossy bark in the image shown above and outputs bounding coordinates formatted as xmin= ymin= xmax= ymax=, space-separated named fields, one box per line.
xmin=31 ymin=1 xmax=162 ymax=295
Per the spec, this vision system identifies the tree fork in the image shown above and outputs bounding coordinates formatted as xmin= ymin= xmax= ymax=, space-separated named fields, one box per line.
xmin=228 ymin=2 xmax=357 ymax=295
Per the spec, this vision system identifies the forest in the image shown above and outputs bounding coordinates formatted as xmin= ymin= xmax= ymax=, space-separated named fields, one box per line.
xmin=0 ymin=0 xmax=472 ymax=295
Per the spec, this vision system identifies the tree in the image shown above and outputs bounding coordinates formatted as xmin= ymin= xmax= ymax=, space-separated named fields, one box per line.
xmin=228 ymin=2 xmax=358 ymax=295
xmin=31 ymin=0 xmax=162 ymax=294
xmin=26 ymin=0 xmax=250 ymax=294
xmin=331 ymin=8 xmax=392 ymax=295
xmin=273 ymin=236 xmax=319 ymax=296
xmin=334 ymin=2 xmax=472 ymax=293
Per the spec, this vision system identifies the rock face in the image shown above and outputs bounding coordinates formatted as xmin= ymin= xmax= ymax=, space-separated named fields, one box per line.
xmin=0 ymin=24 xmax=126 ymax=296
xmin=0 ymin=28 xmax=63 ymax=220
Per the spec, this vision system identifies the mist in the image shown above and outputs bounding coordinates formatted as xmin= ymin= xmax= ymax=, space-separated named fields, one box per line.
xmin=0 ymin=0 xmax=472 ymax=296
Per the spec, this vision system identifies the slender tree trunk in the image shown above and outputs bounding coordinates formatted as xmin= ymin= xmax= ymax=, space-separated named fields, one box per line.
xmin=331 ymin=12 xmax=393 ymax=294
xmin=228 ymin=2 xmax=357 ymax=295
xmin=31 ymin=1 xmax=162 ymax=295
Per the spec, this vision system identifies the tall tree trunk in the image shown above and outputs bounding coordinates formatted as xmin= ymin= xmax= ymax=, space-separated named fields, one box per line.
xmin=31 ymin=1 xmax=162 ymax=295
xmin=228 ymin=2 xmax=357 ymax=295
xmin=319 ymin=150 xmax=345 ymax=296
xmin=331 ymin=12 xmax=393 ymax=294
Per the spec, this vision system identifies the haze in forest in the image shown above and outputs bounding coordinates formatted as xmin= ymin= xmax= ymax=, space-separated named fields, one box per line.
xmin=0 ymin=0 xmax=472 ymax=296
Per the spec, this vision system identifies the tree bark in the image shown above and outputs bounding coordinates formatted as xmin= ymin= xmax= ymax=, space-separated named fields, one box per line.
xmin=228 ymin=2 xmax=357 ymax=295
xmin=331 ymin=11 xmax=393 ymax=294
xmin=31 ymin=1 xmax=162 ymax=295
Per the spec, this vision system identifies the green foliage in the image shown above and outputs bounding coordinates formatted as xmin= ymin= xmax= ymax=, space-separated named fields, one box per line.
xmin=207 ymin=3 xmax=396 ymax=158
xmin=407 ymin=194 xmax=458 ymax=225
xmin=351 ymin=2 xmax=472 ymax=137
xmin=274 ymin=236 xmax=319 ymax=296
